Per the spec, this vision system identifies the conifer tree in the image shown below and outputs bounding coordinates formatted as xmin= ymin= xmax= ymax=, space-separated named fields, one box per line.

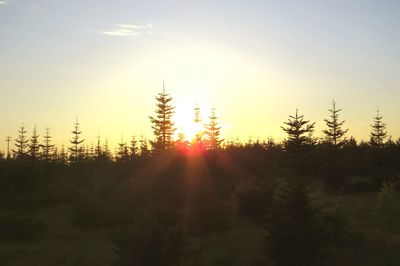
xmin=116 ymin=135 xmax=129 ymax=161
xmin=281 ymin=109 xmax=316 ymax=153
xmin=265 ymin=177 xmax=324 ymax=266
xmin=149 ymin=82 xmax=176 ymax=151
xmin=370 ymin=109 xmax=387 ymax=148
xmin=89 ymin=143 xmax=95 ymax=160
xmin=59 ymin=144 xmax=68 ymax=164
xmin=29 ymin=125 xmax=40 ymax=160
xmin=41 ymin=127 xmax=55 ymax=161
xmin=129 ymin=135 xmax=138 ymax=158
xmin=69 ymin=118 xmax=85 ymax=162
xmin=139 ymin=136 xmax=150 ymax=156
xmin=95 ymin=135 xmax=102 ymax=159
xmin=193 ymin=105 xmax=204 ymax=144
xmin=175 ymin=132 xmax=189 ymax=150
xmin=13 ymin=123 xmax=29 ymax=159
xmin=323 ymin=100 xmax=348 ymax=149
xmin=204 ymin=107 xmax=223 ymax=150
xmin=102 ymin=137 xmax=112 ymax=160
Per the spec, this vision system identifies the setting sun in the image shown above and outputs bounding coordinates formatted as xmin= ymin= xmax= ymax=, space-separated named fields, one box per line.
xmin=174 ymin=99 xmax=211 ymax=142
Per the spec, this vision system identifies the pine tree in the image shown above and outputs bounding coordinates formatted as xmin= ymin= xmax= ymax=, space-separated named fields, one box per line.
xmin=95 ymin=135 xmax=102 ymax=158
xmin=204 ymin=107 xmax=223 ymax=150
xmin=41 ymin=127 xmax=55 ymax=161
xmin=281 ymin=109 xmax=316 ymax=153
xmin=69 ymin=118 xmax=85 ymax=162
xmin=264 ymin=177 xmax=324 ymax=266
xmin=129 ymin=135 xmax=138 ymax=158
xmin=89 ymin=143 xmax=95 ymax=160
xmin=13 ymin=123 xmax=29 ymax=159
xmin=322 ymin=100 xmax=348 ymax=149
xmin=149 ymin=82 xmax=176 ymax=151
xmin=193 ymin=105 xmax=204 ymax=144
xmin=116 ymin=135 xmax=129 ymax=161
xmin=59 ymin=144 xmax=67 ymax=164
xmin=370 ymin=109 xmax=387 ymax=148
xmin=28 ymin=125 xmax=40 ymax=160
xmin=175 ymin=132 xmax=189 ymax=150
xmin=139 ymin=136 xmax=150 ymax=156
xmin=103 ymin=137 xmax=112 ymax=160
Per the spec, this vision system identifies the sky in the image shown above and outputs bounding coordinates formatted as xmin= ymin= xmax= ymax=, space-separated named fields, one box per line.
xmin=1 ymin=0 xmax=400 ymax=150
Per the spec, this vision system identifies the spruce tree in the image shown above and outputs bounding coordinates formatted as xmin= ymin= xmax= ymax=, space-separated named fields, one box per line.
xmin=29 ymin=125 xmax=40 ymax=160
xmin=41 ymin=127 xmax=55 ymax=161
xmin=139 ymin=136 xmax=150 ymax=156
xmin=149 ymin=82 xmax=176 ymax=151
xmin=265 ymin=177 xmax=323 ymax=266
xmin=281 ymin=109 xmax=316 ymax=153
xmin=103 ymin=137 xmax=112 ymax=160
xmin=59 ymin=144 xmax=68 ymax=164
xmin=95 ymin=135 xmax=102 ymax=159
xmin=69 ymin=118 xmax=85 ymax=162
xmin=204 ymin=107 xmax=223 ymax=150
xmin=116 ymin=135 xmax=129 ymax=161
xmin=370 ymin=109 xmax=387 ymax=148
xmin=129 ymin=135 xmax=138 ymax=158
xmin=193 ymin=105 xmax=204 ymax=144
xmin=13 ymin=123 xmax=29 ymax=159
xmin=322 ymin=100 xmax=348 ymax=149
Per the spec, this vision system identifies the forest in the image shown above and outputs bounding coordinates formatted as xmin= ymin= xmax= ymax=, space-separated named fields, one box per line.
xmin=1 ymin=90 xmax=400 ymax=266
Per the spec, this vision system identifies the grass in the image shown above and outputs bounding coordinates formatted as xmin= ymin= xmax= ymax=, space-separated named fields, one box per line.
xmin=1 ymin=189 xmax=400 ymax=265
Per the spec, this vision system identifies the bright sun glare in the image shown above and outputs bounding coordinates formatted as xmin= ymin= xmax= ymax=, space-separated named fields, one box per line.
xmin=174 ymin=99 xmax=211 ymax=141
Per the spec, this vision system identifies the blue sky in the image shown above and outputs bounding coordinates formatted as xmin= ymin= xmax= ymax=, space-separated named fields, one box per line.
xmin=1 ymin=0 xmax=400 ymax=149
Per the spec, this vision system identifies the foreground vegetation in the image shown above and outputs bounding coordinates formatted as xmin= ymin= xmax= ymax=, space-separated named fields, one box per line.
xmin=2 ymin=91 xmax=400 ymax=265
xmin=1 ymin=142 xmax=400 ymax=265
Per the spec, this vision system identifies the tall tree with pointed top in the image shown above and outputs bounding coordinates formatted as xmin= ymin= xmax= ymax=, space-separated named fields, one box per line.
xmin=139 ymin=136 xmax=150 ymax=156
xmin=13 ymin=123 xmax=29 ymax=159
xmin=149 ymin=82 xmax=176 ymax=151
xmin=69 ymin=118 xmax=85 ymax=162
xmin=323 ymin=100 xmax=348 ymax=149
xmin=95 ymin=135 xmax=102 ymax=159
xmin=59 ymin=144 xmax=67 ymax=164
xmin=116 ymin=135 xmax=130 ymax=161
xmin=41 ymin=127 xmax=55 ymax=161
xmin=29 ymin=125 xmax=40 ymax=160
xmin=129 ymin=135 xmax=138 ymax=158
xmin=370 ymin=109 xmax=387 ymax=148
xmin=281 ymin=109 xmax=316 ymax=153
xmin=204 ymin=107 xmax=223 ymax=150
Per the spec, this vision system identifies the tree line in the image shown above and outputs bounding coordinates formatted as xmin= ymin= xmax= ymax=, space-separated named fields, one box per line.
xmin=1 ymin=86 xmax=394 ymax=163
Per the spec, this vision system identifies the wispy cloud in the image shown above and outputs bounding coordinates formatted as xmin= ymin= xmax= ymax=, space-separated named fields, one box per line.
xmin=0 ymin=0 xmax=8 ymax=5
xmin=100 ymin=24 xmax=154 ymax=37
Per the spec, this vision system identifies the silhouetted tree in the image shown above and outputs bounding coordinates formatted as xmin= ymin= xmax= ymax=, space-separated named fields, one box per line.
xmin=116 ymin=135 xmax=130 ymax=162
xmin=58 ymin=144 xmax=68 ymax=164
xmin=175 ymin=133 xmax=189 ymax=150
xmin=193 ymin=105 xmax=204 ymax=144
xmin=323 ymin=100 xmax=348 ymax=149
xmin=281 ymin=109 xmax=316 ymax=153
xmin=95 ymin=135 xmax=102 ymax=159
xmin=204 ymin=107 xmax=223 ymax=150
xmin=41 ymin=127 xmax=55 ymax=161
xmin=264 ymin=177 xmax=323 ymax=266
xmin=129 ymin=136 xmax=138 ymax=158
xmin=28 ymin=125 xmax=40 ymax=160
xmin=13 ymin=123 xmax=29 ymax=159
xmin=149 ymin=82 xmax=176 ymax=151
xmin=370 ymin=109 xmax=387 ymax=148
xmin=102 ymin=137 xmax=112 ymax=160
xmin=69 ymin=118 xmax=85 ymax=162
xmin=140 ymin=136 xmax=150 ymax=156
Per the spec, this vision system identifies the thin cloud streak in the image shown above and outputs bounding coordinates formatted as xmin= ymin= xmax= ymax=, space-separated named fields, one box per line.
xmin=100 ymin=24 xmax=154 ymax=37
xmin=0 ymin=1 xmax=8 ymax=5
